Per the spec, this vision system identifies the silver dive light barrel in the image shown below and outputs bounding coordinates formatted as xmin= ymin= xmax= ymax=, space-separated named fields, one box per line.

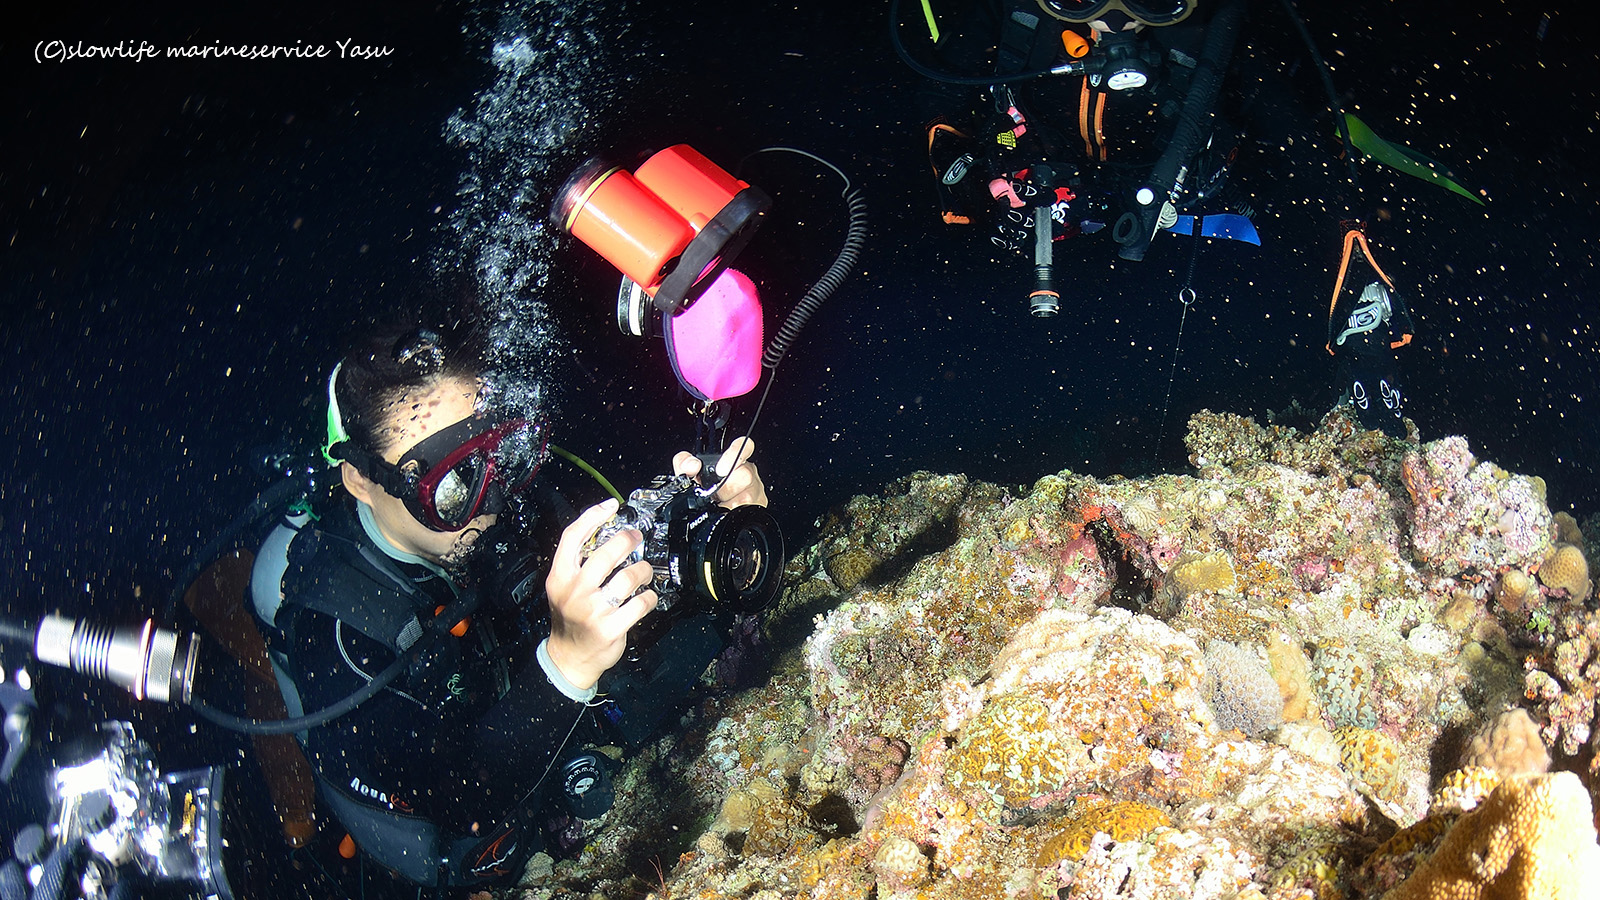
xmin=33 ymin=614 xmax=199 ymax=704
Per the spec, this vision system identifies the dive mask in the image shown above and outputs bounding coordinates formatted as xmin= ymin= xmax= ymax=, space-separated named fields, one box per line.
xmin=338 ymin=416 xmax=545 ymax=532
xmin=1036 ymin=0 xmax=1197 ymax=27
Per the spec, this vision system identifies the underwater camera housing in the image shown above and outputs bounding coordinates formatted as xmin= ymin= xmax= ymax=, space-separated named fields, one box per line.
xmin=587 ymin=474 xmax=783 ymax=620
xmin=43 ymin=721 xmax=233 ymax=899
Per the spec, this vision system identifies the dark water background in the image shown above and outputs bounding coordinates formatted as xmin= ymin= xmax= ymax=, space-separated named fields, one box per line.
xmin=1 ymin=0 xmax=1595 ymax=893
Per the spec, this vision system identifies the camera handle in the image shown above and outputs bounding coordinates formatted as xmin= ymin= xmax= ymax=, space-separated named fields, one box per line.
xmin=691 ymin=400 xmax=730 ymax=458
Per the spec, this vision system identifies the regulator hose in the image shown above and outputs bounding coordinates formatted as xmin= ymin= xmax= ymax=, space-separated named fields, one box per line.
xmin=889 ymin=0 xmax=1066 ymax=86
xmin=186 ymin=644 xmax=418 ymax=736
xmin=744 ymin=147 xmax=867 ymax=370
xmin=1115 ymin=0 xmax=1246 ymax=261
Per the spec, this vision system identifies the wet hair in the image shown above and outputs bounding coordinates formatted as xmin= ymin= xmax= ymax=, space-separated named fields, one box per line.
xmin=335 ymin=322 xmax=485 ymax=459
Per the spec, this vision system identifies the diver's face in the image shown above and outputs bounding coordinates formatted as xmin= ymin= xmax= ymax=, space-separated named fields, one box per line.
xmin=352 ymin=375 xmax=496 ymax=564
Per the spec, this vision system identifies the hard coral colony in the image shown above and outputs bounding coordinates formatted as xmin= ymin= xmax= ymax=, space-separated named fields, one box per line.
xmin=503 ymin=410 xmax=1600 ymax=900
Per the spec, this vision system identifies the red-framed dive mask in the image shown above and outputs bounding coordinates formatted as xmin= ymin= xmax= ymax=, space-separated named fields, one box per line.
xmin=361 ymin=416 xmax=545 ymax=532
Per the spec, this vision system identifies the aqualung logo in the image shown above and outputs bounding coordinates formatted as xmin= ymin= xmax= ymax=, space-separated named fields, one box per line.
xmin=350 ymin=776 xmax=392 ymax=805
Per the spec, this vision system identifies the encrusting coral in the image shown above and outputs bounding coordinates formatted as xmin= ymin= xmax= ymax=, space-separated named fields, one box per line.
xmin=492 ymin=410 xmax=1600 ymax=900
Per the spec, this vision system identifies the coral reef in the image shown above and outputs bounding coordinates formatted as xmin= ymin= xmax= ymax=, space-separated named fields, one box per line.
xmin=1369 ymin=772 xmax=1600 ymax=900
xmin=1539 ymin=542 xmax=1592 ymax=603
xmin=490 ymin=412 xmax=1600 ymax=900
xmin=1336 ymin=726 xmax=1409 ymax=822
xmin=1402 ymin=436 xmax=1554 ymax=576
xmin=1203 ymin=639 xmax=1285 ymax=738
xmin=1460 ymin=707 xmax=1551 ymax=778
xmin=1523 ymin=603 xmax=1600 ymax=757
xmin=1174 ymin=550 xmax=1240 ymax=598
xmin=1035 ymin=800 xmax=1172 ymax=864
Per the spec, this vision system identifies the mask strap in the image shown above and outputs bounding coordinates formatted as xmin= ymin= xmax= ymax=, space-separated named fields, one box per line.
xmin=322 ymin=361 xmax=350 ymax=467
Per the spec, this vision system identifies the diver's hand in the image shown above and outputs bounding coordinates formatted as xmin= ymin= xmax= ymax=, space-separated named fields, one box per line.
xmin=544 ymin=498 xmax=659 ymax=691
xmin=674 ymin=439 xmax=767 ymax=509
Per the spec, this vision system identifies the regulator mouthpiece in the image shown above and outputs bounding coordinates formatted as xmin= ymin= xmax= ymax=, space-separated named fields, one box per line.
xmin=553 ymin=145 xmax=771 ymax=315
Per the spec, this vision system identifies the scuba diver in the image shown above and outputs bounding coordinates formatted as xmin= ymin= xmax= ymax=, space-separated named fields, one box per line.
xmin=906 ymin=0 xmax=1253 ymax=313
xmin=1324 ymin=227 xmax=1414 ymax=438
xmin=0 ymin=143 xmax=845 ymax=898
xmin=253 ymin=322 xmax=769 ymax=889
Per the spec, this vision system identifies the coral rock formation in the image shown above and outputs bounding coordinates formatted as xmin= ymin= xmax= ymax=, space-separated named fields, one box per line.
xmin=495 ymin=412 xmax=1600 ymax=900
xmin=1378 ymin=772 xmax=1600 ymax=900
xmin=1460 ymin=707 xmax=1551 ymax=779
xmin=1539 ymin=542 xmax=1593 ymax=603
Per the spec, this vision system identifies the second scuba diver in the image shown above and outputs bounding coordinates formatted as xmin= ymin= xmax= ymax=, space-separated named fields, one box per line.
xmin=1328 ymin=279 xmax=1414 ymax=438
xmin=254 ymin=322 xmax=768 ymax=888
xmin=914 ymin=0 xmax=1253 ymax=308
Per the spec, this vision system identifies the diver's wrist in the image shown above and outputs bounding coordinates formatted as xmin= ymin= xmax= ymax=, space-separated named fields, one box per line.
xmin=537 ymin=638 xmax=598 ymax=702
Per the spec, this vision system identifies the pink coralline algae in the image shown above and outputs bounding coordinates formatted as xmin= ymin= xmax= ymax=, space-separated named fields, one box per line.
xmin=839 ymin=731 xmax=911 ymax=807
xmin=1403 ymin=435 xmax=1555 ymax=576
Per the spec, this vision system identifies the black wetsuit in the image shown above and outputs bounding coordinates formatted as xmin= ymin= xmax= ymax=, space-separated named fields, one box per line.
xmin=269 ymin=476 xmax=732 ymax=886
xmin=276 ymin=498 xmax=585 ymax=885
xmin=1330 ymin=286 xmax=1415 ymax=438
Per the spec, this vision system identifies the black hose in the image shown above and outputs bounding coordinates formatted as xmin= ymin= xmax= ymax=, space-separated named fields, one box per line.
xmin=1116 ymin=0 xmax=1246 ymax=261
xmin=188 ymin=640 xmax=421 ymax=736
xmin=0 ymin=860 xmax=26 ymax=900
xmin=1277 ymin=0 xmax=1360 ymax=189
xmin=159 ymin=472 xmax=315 ymax=625
xmin=0 ymin=620 xmax=33 ymax=647
xmin=30 ymin=842 xmax=75 ymax=900
xmin=756 ymin=153 xmax=867 ymax=370
xmin=888 ymin=0 xmax=1066 ymax=86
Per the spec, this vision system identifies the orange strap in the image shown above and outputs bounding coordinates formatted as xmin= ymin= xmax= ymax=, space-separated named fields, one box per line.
xmin=1325 ymin=227 xmax=1398 ymax=355
xmin=1078 ymin=78 xmax=1107 ymax=161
